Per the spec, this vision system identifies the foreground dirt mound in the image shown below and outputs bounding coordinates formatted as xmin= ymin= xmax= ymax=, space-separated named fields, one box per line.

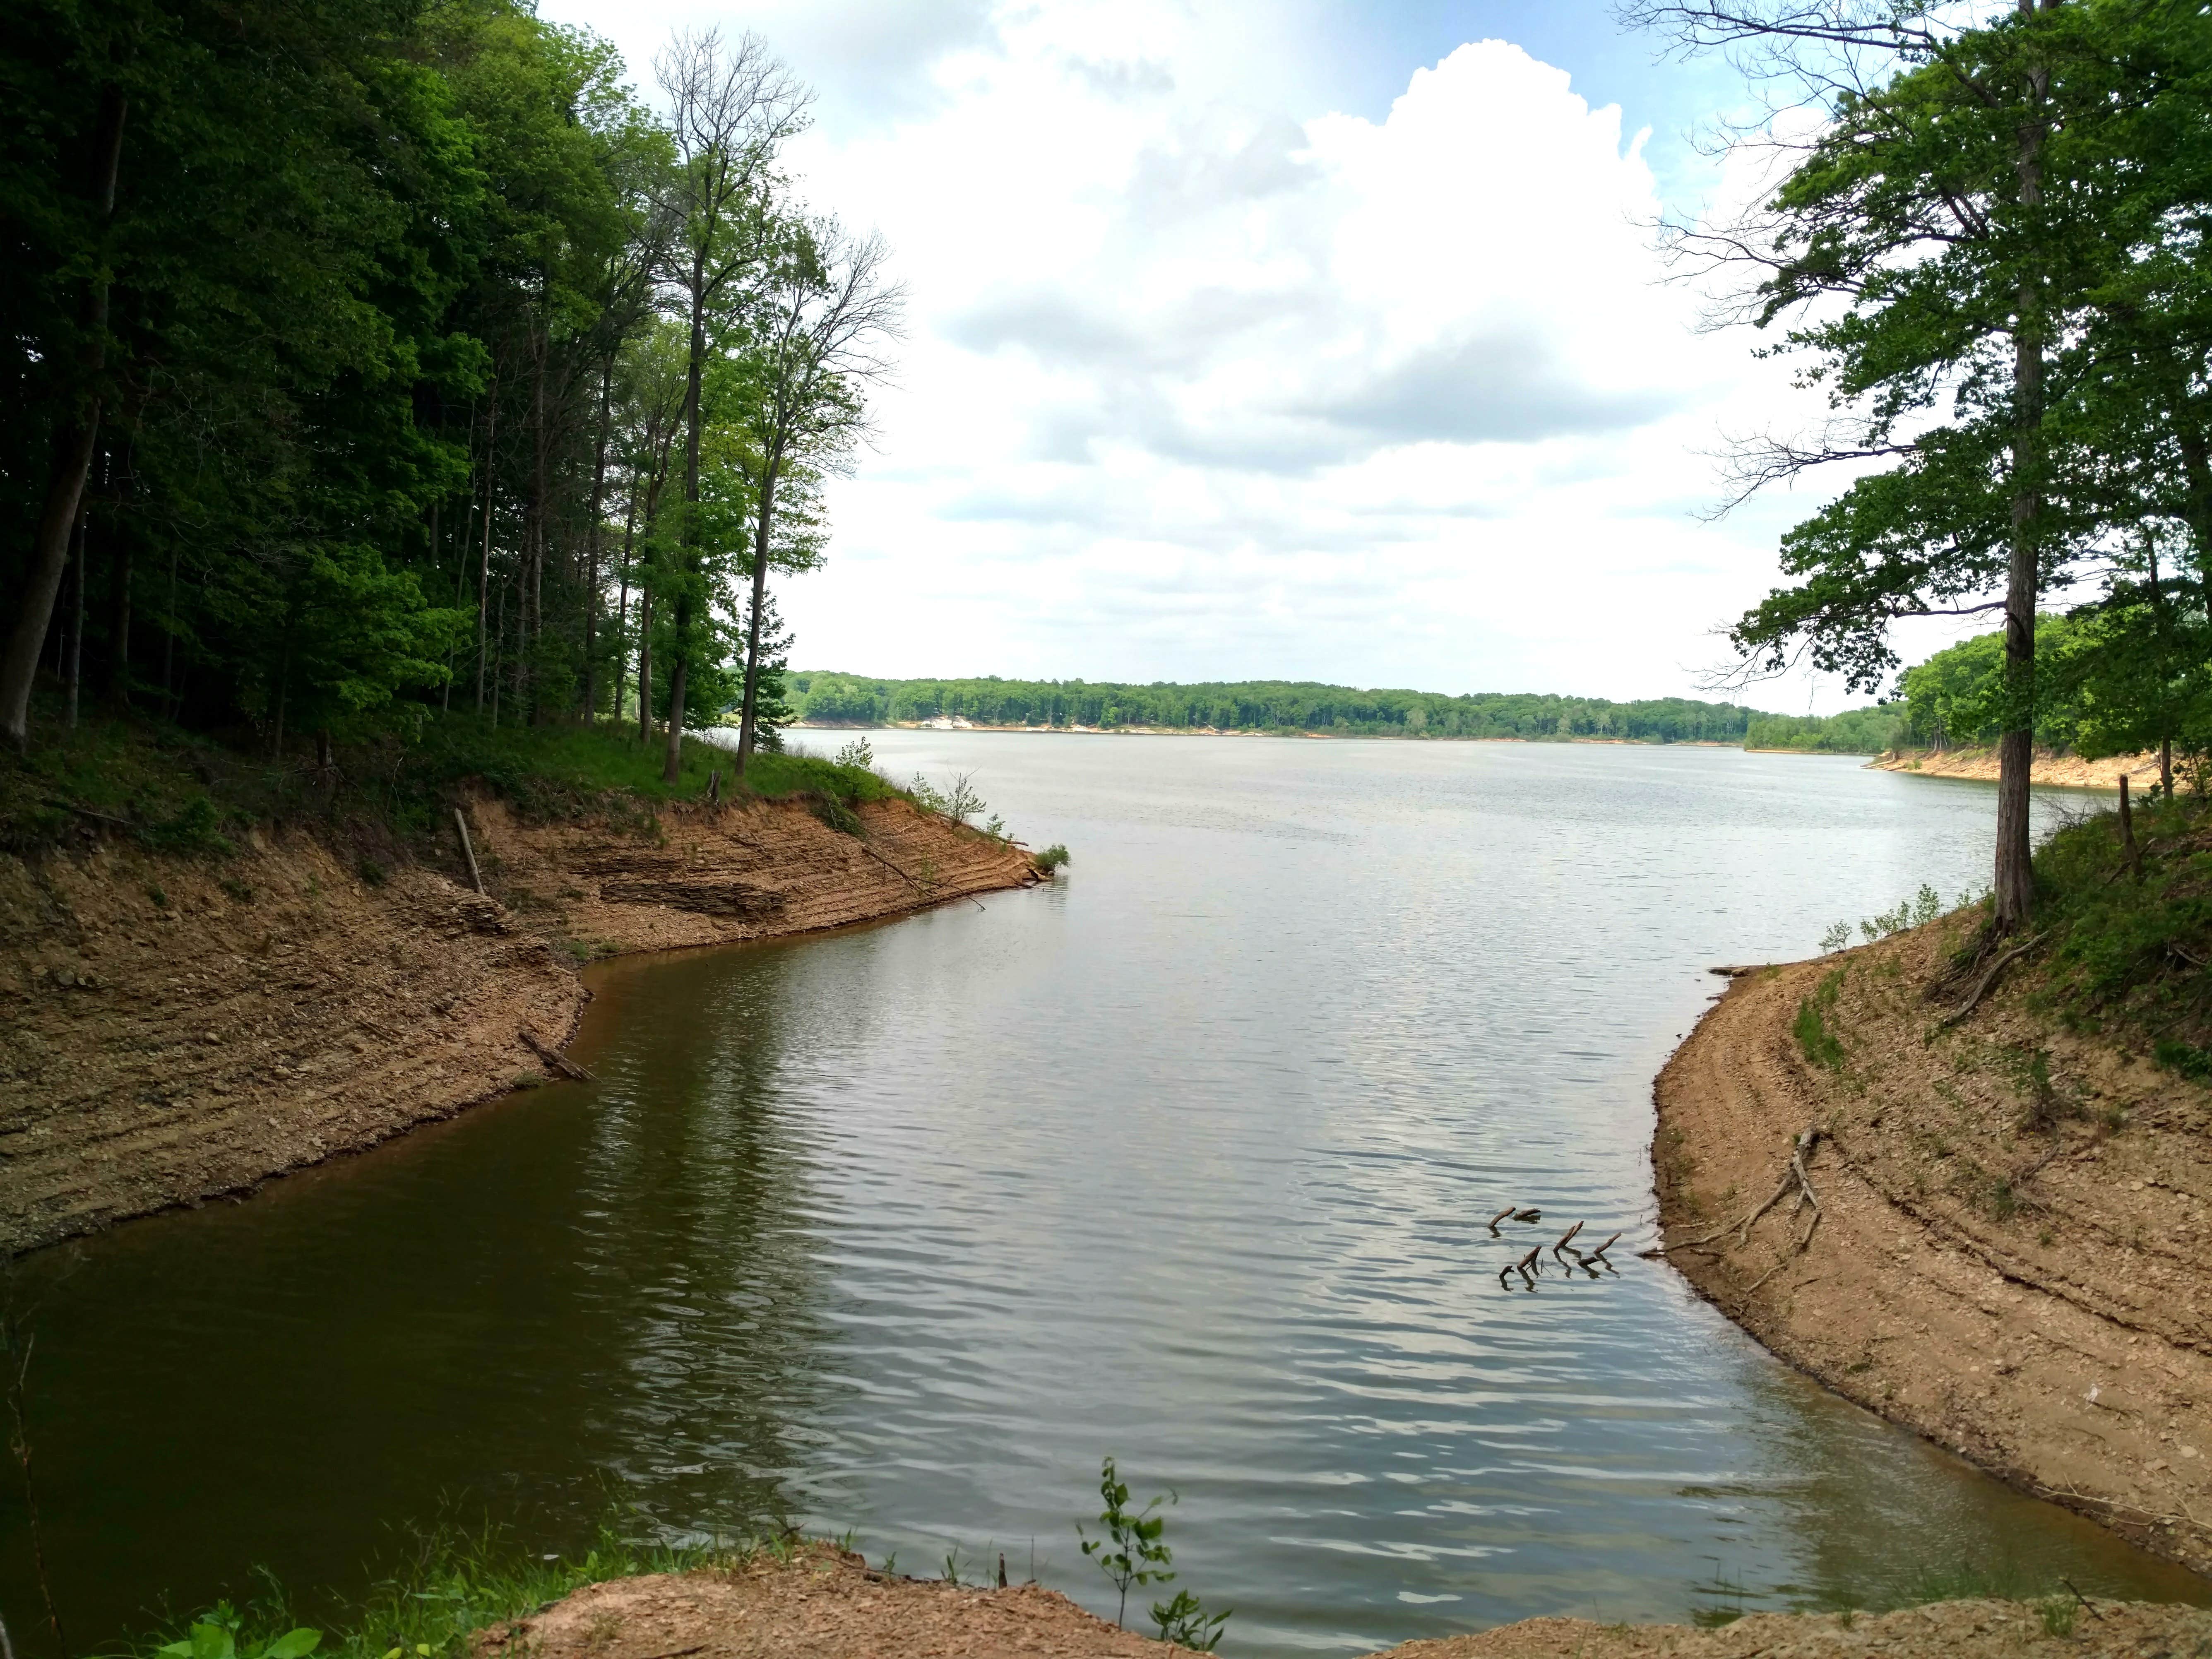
xmin=481 ymin=1551 xmax=1174 ymax=1659
xmin=0 ymin=794 xmax=1038 ymax=1251
xmin=1655 ymin=920 xmax=2212 ymax=1575
xmin=496 ymin=1552 xmax=2212 ymax=1657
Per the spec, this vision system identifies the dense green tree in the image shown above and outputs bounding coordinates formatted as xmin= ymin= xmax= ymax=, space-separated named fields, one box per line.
xmin=2 ymin=2 xmax=890 ymax=776
xmin=1627 ymin=0 xmax=2212 ymax=928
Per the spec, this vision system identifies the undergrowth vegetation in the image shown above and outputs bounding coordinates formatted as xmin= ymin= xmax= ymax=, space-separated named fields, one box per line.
xmin=2030 ymin=796 xmax=2212 ymax=1075
xmin=0 ymin=698 xmax=908 ymax=864
xmin=118 ymin=1522 xmax=755 ymax=1659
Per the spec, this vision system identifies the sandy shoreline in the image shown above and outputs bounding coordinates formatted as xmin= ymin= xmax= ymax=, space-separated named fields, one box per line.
xmin=0 ymin=793 xmax=1039 ymax=1253
xmin=1653 ymin=923 xmax=2212 ymax=1579
xmin=1871 ymin=746 xmax=2168 ymax=789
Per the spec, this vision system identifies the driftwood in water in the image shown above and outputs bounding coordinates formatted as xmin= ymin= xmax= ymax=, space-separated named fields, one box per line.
xmin=519 ymin=1027 xmax=594 ymax=1082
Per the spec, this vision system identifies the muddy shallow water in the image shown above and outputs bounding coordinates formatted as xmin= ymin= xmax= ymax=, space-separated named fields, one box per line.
xmin=15 ymin=736 xmax=2202 ymax=1654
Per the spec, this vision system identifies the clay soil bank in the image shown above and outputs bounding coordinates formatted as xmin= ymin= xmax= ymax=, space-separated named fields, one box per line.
xmin=1656 ymin=919 xmax=2212 ymax=1580
xmin=1873 ymin=746 xmax=2166 ymax=790
xmin=0 ymin=792 xmax=1039 ymax=1253
xmin=497 ymin=1546 xmax=2212 ymax=1658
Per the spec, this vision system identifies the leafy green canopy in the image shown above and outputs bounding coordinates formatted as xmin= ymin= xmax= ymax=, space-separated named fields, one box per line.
xmin=1729 ymin=3 xmax=2212 ymax=715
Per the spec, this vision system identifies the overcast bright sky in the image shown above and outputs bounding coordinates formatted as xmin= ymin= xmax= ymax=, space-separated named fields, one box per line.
xmin=539 ymin=0 xmax=1973 ymax=712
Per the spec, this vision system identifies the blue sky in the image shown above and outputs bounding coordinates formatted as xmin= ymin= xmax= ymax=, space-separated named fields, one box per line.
xmin=540 ymin=0 xmax=1935 ymax=711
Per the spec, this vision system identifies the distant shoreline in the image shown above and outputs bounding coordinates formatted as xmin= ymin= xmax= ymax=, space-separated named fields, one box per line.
xmin=789 ymin=720 xmax=1743 ymax=747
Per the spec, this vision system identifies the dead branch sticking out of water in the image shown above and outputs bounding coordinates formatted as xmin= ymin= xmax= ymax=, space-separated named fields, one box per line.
xmin=1551 ymin=1221 xmax=1583 ymax=1265
xmin=1488 ymin=1207 xmax=1515 ymax=1236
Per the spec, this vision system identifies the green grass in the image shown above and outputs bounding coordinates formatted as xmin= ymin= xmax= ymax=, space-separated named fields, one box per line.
xmin=1 ymin=695 xmax=909 ymax=865
xmin=111 ymin=1520 xmax=778 ymax=1659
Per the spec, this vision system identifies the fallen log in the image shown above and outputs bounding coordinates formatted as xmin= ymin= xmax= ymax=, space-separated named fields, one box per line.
xmin=519 ymin=1027 xmax=594 ymax=1083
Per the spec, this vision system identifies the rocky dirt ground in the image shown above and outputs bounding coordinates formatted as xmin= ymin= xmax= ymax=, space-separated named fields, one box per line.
xmin=0 ymin=793 xmax=1039 ymax=1251
xmin=1655 ymin=920 xmax=2212 ymax=1577
xmin=494 ymin=1548 xmax=2212 ymax=1658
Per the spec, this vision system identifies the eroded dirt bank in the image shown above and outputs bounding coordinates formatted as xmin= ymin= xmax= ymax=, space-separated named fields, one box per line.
xmin=496 ymin=1548 xmax=2212 ymax=1657
xmin=0 ymin=794 xmax=1038 ymax=1253
xmin=1873 ymin=746 xmax=2164 ymax=789
xmin=1655 ymin=922 xmax=2212 ymax=1577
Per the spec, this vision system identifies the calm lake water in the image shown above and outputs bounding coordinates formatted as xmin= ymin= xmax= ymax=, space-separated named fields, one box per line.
xmin=15 ymin=735 xmax=2203 ymax=1654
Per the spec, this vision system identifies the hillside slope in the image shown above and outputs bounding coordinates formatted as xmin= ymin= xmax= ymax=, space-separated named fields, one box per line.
xmin=0 ymin=793 xmax=1039 ymax=1252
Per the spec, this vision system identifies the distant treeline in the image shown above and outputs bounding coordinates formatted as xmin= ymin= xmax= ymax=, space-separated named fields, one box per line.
xmin=1743 ymin=616 xmax=2163 ymax=757
xmin=787 ymin=675 xmax=1756 ymax=743
xmin=1745 ymin=707 xmax=1907 ymax=755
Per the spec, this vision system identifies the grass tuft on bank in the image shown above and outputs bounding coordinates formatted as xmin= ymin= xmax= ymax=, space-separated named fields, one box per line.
xmin=113 ymin=1522 xmax=776 ymax=1659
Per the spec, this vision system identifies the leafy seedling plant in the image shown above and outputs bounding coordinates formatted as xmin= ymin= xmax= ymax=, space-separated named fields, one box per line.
xmin=161 ymin=1610 xmax=321 ymax=1659
xmin=1077 ymin=1456 xmax=1230 ymax=1647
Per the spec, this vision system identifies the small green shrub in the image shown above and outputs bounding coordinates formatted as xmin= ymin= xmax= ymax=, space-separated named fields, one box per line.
xmin=1078 ymin=1457 xmax=1176 ymax=1630
xmin=1150 ymin=1588 xmax=1229 ymax=1652
xmin=2155 ymin=1039 xmax=2212 ymax=1080
xmin=2039 ymin=1595 xmax=2078 ymax=1637
xmin=159 ymin=1612 xmax=320 ymax=1659
xmin=142 ymin=795 xmax=234 ymax=856
xmin=1794 ymin=970 xmax=1847 ymax=1070
xmin=1036 ymin=844 xmax=1070 ymax=873
xmin=219 ymin=878 xmax=256 ymax=905
xmin=356 ymin=858 xmax=387 ymax=887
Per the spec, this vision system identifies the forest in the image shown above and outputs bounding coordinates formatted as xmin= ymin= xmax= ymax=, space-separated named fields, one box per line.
xmin=787 ymin=675 xmax=1759 ymax=743
xmin=2 ymin=0 xmax=892 ymax=782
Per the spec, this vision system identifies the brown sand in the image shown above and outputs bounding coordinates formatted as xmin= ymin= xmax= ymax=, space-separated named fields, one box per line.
xmin=1655 ymin=922 xmax=2212 ymax=1576
xmin=493 ymin=1546 xmax=2212 ymax=1658
xmin=1872 ymin=747 xmax=2168 ymax=790
xmin=0 ymin=794 xmax=1039 ymax=1252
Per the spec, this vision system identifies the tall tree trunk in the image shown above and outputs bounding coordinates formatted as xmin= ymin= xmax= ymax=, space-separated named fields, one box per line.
xmin=1995 ymin=8 xmax=2052 ymax=933
xmin=613 ymin=473 xmax=638 ymax=730
xmin=662 ymin=656 xmax=687 ymax=781
xmin=0 ymin=86 xmax=127 ymax=750
xmin=65 ymin=508 xmax=87 ymax=731
xmin=2175 ymin=409 xmax=2212 ymax=611
xmin=104 ymin=520 xmax=131 ymax=708
xmin=734 ymin=457 xmax=779 ymax=776
xmin=476 ymin=398 xmax=497 ymax=713
xmin=666 ymin=258 xmax=707 ymax=783
xmin=582 ymin=357 xmax=613 ymax=724
xmin=637 ymin=583 xmax=652 ymax=743
xmin=491 ymin=577 xmax=506 ymax=728
xmin=160 ymin=543 xmax=178 ymax=716
xmin=523 ymin=298 xmax=548 ymax=726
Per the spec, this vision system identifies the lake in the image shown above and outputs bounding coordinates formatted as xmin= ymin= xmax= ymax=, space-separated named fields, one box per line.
xmin=12 ymin=734 xmax=2200 ymax=1654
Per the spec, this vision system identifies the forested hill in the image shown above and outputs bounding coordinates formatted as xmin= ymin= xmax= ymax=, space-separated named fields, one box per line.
xmin=787 ymin=674 xmax=1755 ymax=743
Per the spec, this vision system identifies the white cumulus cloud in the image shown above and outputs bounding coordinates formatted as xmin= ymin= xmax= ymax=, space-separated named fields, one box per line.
xmin=550 ymin=0 xmax=1876 ymax=705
